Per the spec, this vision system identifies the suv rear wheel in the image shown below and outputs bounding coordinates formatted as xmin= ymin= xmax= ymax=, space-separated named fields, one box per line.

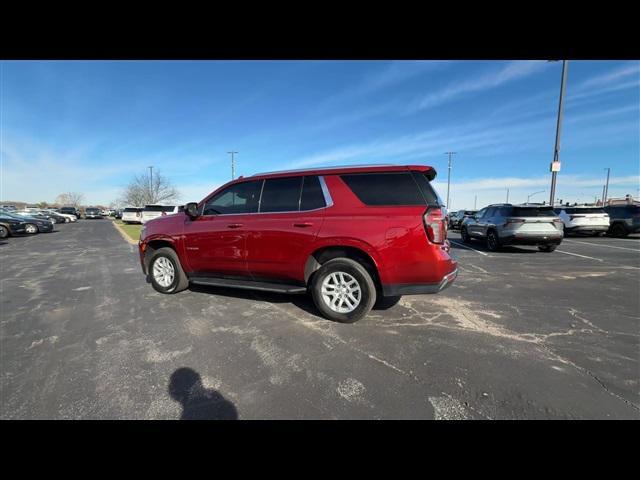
xmin=148 ymin=247 xmax=189 ymax=294
xmin=486 ymin=230 xmax=500 ymax=252
xmin=310 ymin=258 xmax=377 ymax=323
xmin=610 ymin=223 xmax=628 ymax=237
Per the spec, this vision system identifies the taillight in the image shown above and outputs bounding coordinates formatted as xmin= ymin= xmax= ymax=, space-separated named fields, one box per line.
xmin=424 ymin=208 xmax=447 ymax=244
xmin=505 ymin=218 xmax=525 ymax=226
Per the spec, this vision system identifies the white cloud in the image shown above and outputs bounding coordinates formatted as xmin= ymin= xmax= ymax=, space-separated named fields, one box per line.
xmin=409 ymin=61 xmax=549 ymax=112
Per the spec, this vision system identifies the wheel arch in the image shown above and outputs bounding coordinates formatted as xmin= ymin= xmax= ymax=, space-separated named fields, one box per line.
xmin=304 ymin=244 xmax=381 ymax=292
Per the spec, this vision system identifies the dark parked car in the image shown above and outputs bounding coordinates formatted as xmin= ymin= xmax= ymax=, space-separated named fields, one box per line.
xmin=461 ymin=203 xmax=563 ymax=252
xmin=604 ymin=204 xmax=640 ymax=237
xmin=0 ymin=210 xmax=52 ymax=234
xmin=139 ymin=165 xmax=458 ymax=323
xmin=450 ymin=209 xmax=478 ymax=230
xmin=0 ymin=214 xmax=28 ymax=238
xmin=85 ymin=207 xmax=103 ymax=219
xmin=59 ymin=207 xmax=81 ymax=219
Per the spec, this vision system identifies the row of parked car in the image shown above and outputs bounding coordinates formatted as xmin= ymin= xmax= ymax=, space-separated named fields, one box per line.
xmin=448 ymin=202 xmax=640 ymax=252
xmin=0 ymin=205 xmax=106 ymax=239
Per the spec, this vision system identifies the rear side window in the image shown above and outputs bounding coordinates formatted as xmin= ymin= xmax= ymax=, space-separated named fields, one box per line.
xmin=144 ymin=205 xmax=165 ymax=212
xmin=161 ymin=206 xmax=176 ymax=212
xmin=124 ymin=208 xmax=141 ymax=212
xmin=341 ymin=172 xmax=433 ymax=206
xmin=260 ymin=177 xmax=302 ymax=213
xmin=203 ymin=180 xmax=262 ymax=215
xmin=511 ymin=207 xmax=556 ymax=217
xmin=300 ymin=176 xmax=327 ymax=211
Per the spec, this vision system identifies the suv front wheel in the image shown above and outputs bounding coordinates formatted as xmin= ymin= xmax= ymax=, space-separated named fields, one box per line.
xmin=460 ymin=226 xmax=472 ymax=244
xmin=148 ymin=247 xmax=189 ymax=294
xmin=310 ymin=258 xmax=377 ymax=323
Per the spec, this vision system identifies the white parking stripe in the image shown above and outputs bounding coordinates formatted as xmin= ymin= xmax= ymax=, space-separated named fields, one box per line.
xmin=555 ymin=250 xmax=604 ymax=262
xmin=449 ymin=240 xmax=489 ymax=256
xmin=563 ymin=239 xmax=640 ymax=252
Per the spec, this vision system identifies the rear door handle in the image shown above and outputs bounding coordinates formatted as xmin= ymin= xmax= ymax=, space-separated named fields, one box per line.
xmin=227 ymin=223 xmax=243 ymax=229
xmin=293 ymin=222 xmax=314 ymax=228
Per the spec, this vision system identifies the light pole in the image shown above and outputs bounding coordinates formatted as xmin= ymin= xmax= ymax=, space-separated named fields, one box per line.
xmin=603 ymin=167 xmax=611 ymax=205
xmin=228 ymin=151 xmax=238 ymax=180
xmin=444 ymin=152 xmax=457 ymax=210
xmin=148 ymin=165 xmax=154 ymax=203
xmin=527 ymin=190 xmax=545 ymax=203
xmin=506 ymin=188 xmax=509 ymax=203
xmin=474 ymin=195 xmax=477 ymax=210
xmin=549 ymin=60 xmax=569 ymax=206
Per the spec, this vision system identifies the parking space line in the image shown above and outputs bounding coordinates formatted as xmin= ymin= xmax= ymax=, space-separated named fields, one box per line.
xmin=449 ymin=240 xmax=489 ymax=256
xmin=555 ymin=250 xmax=604 ymax=262
xmin=563 ymin=239 xmax=640 ymax=253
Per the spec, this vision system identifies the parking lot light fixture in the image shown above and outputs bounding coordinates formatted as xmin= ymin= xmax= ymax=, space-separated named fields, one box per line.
xmin=527 ymin=190 xmax=545 ymax=203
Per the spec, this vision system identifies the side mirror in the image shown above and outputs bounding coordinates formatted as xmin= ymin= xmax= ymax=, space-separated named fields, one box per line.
xmin=185 ymin=202 xmax=200 ymax=219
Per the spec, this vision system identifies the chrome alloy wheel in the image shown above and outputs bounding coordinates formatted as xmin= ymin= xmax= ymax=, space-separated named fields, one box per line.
xmin=25 ymin=224 xmax=38 ymax=234
xmin=321 ymin=271 xmax=361 ymax=313
xmin=153 ymin=256 xmax=175 ymax=288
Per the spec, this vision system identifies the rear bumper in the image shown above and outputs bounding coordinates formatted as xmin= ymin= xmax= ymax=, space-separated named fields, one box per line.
xmin=382 ymin=268 xmax=458 ymax=296
xmin=566 ymin=225 xmax=608 ymax=233
xmin=500 ymin=234 xmax=562 ymax=246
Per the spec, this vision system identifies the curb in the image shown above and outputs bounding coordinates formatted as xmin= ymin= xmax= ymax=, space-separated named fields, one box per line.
xmin=111 ymin=220 xmax=139 ymax=245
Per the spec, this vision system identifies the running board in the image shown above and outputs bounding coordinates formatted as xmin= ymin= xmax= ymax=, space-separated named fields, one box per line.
xmin=190 ymin=277 xmax=307 ymax=294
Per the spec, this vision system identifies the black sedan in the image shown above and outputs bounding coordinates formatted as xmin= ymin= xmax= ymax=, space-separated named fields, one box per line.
xmin=0 ymin=214 xmax=28 ymax=237
xmin=0 ymin=211 xmax=53 ymax=234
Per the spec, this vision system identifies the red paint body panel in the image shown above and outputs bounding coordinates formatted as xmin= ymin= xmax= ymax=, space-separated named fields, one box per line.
xmin=139 ymin=164 xmax=457 ymax=291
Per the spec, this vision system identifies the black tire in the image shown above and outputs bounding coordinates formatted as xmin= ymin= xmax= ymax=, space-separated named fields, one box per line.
xmin=374 ymin=295 xmax=402 ymax=310
xmin=610 ymin=223 xmax=628 ymax=237
xmin=148 ymin=247 xmax=189 ymax=294
xmin=310 ymin=257 xmax=377 ymax=323
xmin=538 ymin=244 xmax=557 ymax=252
xmin=486 ymin=230 xmax=500 ymax=252
xmin=460 ymin=226 xmax=472 ymax=244
xmin=0 ymin=225 xmax=8 ymax=239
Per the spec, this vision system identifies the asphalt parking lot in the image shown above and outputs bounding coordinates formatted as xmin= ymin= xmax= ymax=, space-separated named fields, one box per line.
xmin=1 ymin=220 xmax=639 ymax=419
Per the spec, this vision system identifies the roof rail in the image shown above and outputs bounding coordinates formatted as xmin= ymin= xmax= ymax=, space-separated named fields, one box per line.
xmin=251 ymin=164 xmax=397 ymax=177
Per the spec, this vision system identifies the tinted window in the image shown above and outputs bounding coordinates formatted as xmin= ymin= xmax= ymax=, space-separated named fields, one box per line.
xmin=511 ymin=206 xmax=556 ymax=217
xmin=259 ymin=177 xmax=302 ymax=213
xmin=475 ymin=208 xmax=487 ymax=218
xmin=124 ymin=208 xmax=141 ymax=212
xmin=499 ymin=207 xmax=513 ymax=216
xmin=341 ymin=172 xmax=428 ymax=206
xmin=204 ymin=180 xmax=262 ymax=215
xmin=86 ymin=208 xmax=100 ymax=213
xmin=300 ymin=176 xmax=327 ymax=211
xmin=484 ymin=207 xmax=497 ymax=217
xmin=411 ymin=172 xmax=441 ymax=205
xmin=144 ymin=205 xmax=166 ymax=212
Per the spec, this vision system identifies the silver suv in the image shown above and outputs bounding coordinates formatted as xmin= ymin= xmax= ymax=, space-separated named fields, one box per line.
xmin=460 ymin=203 xmax=564 ymax=252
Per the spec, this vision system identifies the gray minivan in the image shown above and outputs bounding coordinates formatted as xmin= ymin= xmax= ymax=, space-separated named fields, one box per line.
xmin=460 ymin=203 xmax=564 ymax=252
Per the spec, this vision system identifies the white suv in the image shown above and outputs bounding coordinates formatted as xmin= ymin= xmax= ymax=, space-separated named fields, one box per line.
xmin=122 ymin=207 xmax=143 ymax=224
xmin=141 ymin=205 xmax=180 ymax=224
xmin=553 ymin=205 xmax=610 ymax=236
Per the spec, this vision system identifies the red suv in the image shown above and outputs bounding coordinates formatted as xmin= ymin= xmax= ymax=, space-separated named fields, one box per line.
xmin=139 ymin=165 xmax=457 ymax=322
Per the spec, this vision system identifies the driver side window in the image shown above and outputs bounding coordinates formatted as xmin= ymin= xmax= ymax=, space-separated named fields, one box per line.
xmin=203 ymin=180 xmax=263 ymax=215
xmin=475 ymin=208 xmax=487 ymax=219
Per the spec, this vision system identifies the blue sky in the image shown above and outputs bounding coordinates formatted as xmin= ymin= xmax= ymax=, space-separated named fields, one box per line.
xmin=1 ymin=60 xmax=638 ymax=209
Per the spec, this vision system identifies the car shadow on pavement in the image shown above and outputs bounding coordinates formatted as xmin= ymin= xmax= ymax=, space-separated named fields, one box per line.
xmin=449 ymin=241 xmax=539 ymax=254
xmin=168 ymin=367 xmax=238 ymax=420
xmin=188 ymin=283 xmax=403 ymax=320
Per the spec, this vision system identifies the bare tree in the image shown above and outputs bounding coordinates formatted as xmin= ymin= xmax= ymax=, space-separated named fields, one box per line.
xmin=121 ymin=170 xmax=180 ymax=207
xmin=55 ymin=192 xmax=84 ymax=207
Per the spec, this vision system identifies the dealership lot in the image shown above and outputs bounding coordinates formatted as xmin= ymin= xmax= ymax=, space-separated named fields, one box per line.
xmin=1 ymin=220 xmax=638 ymax=419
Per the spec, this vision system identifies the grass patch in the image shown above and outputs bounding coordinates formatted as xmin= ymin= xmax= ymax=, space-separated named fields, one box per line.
xmin=113 ymin=219 xmax=142 ymax=242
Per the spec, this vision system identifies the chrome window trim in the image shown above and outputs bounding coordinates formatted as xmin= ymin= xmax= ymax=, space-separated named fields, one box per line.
xmin=199 ymin=175 xmax=333 ymax=217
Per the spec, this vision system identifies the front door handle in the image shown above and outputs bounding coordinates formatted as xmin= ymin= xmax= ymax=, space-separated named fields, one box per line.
xmin=227 ymin=223 xmax=243 ymax=229
xmin=293 ymin=222 xmax=314 ymax=228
